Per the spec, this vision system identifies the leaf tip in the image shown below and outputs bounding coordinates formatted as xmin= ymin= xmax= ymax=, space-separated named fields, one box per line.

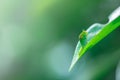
xmin=69 ymin=56 xmax=79 ymax=72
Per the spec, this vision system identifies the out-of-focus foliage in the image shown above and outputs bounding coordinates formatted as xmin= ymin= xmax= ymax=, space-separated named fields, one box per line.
xmin=0 ymin=0 xmax=120 ymax=80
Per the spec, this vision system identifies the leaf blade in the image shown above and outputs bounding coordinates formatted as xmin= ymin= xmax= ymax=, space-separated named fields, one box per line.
xmin=69 ymin=7 xmax=120 ymax=71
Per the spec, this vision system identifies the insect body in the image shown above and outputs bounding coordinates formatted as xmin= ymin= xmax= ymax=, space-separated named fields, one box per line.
xmin=79 ymin=30 xmax=88 ymax=47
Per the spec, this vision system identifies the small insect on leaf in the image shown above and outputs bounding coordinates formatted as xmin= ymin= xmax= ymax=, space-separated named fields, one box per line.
xmin=69 ymin=6 xmax=120 ymax=71
xmin=79 ymin=30 xmax=88 ymax=47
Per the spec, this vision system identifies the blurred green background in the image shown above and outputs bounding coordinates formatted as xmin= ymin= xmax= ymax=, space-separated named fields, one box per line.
xmin=0 ymin=0 xmax=120 ymax=80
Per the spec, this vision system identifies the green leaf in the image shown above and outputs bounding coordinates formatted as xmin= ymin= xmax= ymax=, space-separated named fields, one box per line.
xmin=69 ymin=7 xmax=120 ymax=71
